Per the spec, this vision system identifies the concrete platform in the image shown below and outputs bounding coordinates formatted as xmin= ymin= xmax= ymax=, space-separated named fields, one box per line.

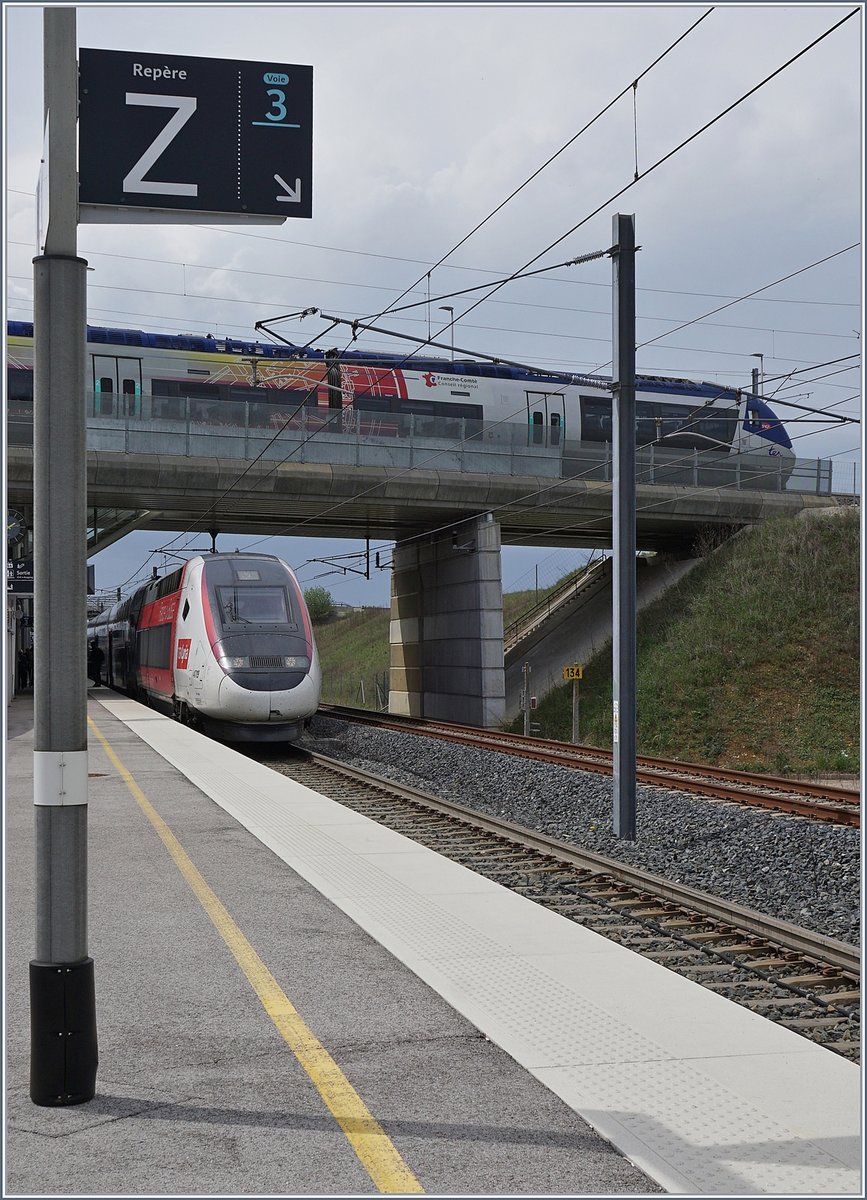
xmin=5 ymin=691 xmax=861 ymax=1195
xmin=5 ymin=693 xmax=658 ymax=1196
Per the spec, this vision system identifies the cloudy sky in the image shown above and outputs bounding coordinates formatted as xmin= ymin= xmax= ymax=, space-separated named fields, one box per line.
xmin=4 ymin=2 xmax=863 ymax=606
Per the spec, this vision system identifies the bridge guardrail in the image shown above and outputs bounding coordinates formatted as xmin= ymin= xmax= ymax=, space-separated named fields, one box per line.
xmin=6 ymin=397 xmax=850 ymax=496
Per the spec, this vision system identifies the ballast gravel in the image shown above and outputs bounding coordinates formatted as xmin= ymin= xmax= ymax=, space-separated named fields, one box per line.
xmin=307 ymin=716 xmax=861 ymax=948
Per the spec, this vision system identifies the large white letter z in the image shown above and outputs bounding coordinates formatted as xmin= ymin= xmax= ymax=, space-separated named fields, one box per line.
xmin=123 ymin=93 xmax=198 ymax=196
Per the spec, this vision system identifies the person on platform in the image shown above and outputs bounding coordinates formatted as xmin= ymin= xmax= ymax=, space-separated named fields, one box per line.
xmin=88 ymin=639 xmax=105 ymax=687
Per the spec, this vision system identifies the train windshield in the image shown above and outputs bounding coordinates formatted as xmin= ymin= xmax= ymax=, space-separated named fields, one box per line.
xmin=217 ymin=586 xmax=292 ymax=626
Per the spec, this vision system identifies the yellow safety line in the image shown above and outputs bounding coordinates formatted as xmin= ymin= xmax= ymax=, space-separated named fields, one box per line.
xmin=88 ymin=717 xmax=424 ymax=1195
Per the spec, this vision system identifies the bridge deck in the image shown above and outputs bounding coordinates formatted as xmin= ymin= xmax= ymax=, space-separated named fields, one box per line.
xmin=7 ymin=445 xmax=843 ymax=552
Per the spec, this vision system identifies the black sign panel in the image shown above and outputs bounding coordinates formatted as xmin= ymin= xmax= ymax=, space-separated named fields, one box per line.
xmin=79 ymin=49 xmax=312 ymax=219
xmin=7 ymin=558 xmax=34 ymax=595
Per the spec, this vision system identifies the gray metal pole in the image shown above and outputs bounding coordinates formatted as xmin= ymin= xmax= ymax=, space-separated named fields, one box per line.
xmin=30 ymin=7 xmax=97 ymax=1107
xmin=751 ymin=367 xmax=759 ymax=396
xmin=611 ymin=214 xmax=637 ymax=839
xmin=571 ymin=679 xmax=580 ymax=744
xmin=522 ymin=662 xmax=530 ymax=737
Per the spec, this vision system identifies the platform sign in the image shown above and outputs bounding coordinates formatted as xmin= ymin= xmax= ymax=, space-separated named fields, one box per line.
xmin=7 ymin=558 xmax=34 ymax=595
xmin=78 ymin=49 xmax=312 ymax=221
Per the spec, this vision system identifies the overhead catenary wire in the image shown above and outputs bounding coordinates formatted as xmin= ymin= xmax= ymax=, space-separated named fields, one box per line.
xmin=354 ymin=7 xmax=717 ymax=326
xmin=77 ymin=8 xmax=860 ymax=589
xmin=393 ymin=7 xmax=860 ymax=340
xmin=8 ymin=230 xmax=859 ymax=312
xmin=8 ymin=280 xmax=858 ymax=374
xmin=629 ymin=248 xmax=860 ymax=360
xmin=272 ymin=8 xmax=860 ymax=417
xmin=760 ymin=354 xmax=862 ymax=385
xmin=248 ymin=13 xmax=721 ymax=390
xmin=774 ymin=364 xmax=860 ymax=391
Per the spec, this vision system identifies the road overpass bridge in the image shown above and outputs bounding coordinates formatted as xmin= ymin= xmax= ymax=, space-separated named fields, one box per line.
xmin=6 ymin=413 xmax=842 ymax=553
xmin=6 ymin=415 xmax=849 ymax=726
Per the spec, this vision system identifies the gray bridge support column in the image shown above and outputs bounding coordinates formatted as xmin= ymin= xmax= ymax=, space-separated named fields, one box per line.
xmin=389 ymin=513 xmax=505 ymax=727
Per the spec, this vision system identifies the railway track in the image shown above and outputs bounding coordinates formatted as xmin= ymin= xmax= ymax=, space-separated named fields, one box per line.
xmin=319 ymin=704 xmax=860 ymax=827
xmin=266 ymin=748 xmax=860 ymax=1062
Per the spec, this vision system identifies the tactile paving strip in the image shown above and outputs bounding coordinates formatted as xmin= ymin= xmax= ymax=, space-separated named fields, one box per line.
xmin=534 ymin=1060 xmax=859 ymax=1194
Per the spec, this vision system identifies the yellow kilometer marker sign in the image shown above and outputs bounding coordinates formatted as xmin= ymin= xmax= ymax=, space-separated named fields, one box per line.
xmin=563 ymin=664 xmax=583 ymax=681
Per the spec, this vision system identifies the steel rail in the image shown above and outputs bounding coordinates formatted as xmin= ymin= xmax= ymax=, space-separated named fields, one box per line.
xmin=318 ymin=705 xmax=860 ymax=825
xmin=304 ymin=749 xmax=860 ymax=976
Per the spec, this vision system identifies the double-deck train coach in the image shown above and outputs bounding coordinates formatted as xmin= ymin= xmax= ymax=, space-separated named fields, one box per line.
xmin=87 ymin=552 xmax=321 ymax=742
xmin=7 ymin=319 xmax=794 ymax=473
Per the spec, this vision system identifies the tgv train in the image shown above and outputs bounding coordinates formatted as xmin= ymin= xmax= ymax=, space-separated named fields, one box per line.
xmin=7 ymin=320 xmax=794 ymax=469
xmin=87 ymin=552 xmax=321 ymax=742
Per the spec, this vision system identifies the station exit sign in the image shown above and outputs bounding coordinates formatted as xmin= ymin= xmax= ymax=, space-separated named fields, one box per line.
xmin=78 ymin=48 xmax=312 ymax=222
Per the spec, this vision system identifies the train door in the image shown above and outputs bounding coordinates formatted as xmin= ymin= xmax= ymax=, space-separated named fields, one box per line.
xmin=526 ymin=391 xmax=565 ymax=446
xmin=92 ymin=354 xmax=143 ymax=418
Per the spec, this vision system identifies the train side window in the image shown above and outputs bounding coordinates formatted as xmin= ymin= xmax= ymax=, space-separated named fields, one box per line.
xmin=531 ymin=411 xmax=543 ymax=444
xmin=551 ymin=412 xmax=562 ymax=446
xmin=185 ymin=380 xmax=225 ymax=422
xmin=403 ymin=399 xmax=436 ymax=416
xmin=353 ymin=396 xmax=392 ymax=413
xmin=579 ymin=396 xmax=612 ymax=442
xmin=7 ymin=370 xmax=34 ymax=405
xmin=151 ymin=379 xmax=183 ymax=419
xmin=655 ymin=402 xmax=735 ymax=450
xmin=140 ymin=623 xmax=172 ymax=668
xmin=156 ymin=568 xmax=183 ymax=599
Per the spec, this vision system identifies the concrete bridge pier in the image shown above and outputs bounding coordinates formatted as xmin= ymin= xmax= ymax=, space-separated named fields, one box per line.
xmin=389 ymin=513 xmax=505 ymax=727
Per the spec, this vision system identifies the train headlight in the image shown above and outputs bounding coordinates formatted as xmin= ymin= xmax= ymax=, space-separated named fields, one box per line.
xmin=218 ymin=655 xmax=248 ymax=670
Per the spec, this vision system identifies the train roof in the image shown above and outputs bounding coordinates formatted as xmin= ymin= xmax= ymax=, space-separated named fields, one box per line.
xmin=7 ymin=319 xmax=741 ymax=401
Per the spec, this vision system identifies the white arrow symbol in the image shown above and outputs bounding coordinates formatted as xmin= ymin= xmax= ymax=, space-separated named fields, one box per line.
xmin=274 ymin=174 xmax=302 ymax=203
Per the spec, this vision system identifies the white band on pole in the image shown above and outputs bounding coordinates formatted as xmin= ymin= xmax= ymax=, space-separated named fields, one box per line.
xmin=33 ymin=750 xmax=89 ymax=806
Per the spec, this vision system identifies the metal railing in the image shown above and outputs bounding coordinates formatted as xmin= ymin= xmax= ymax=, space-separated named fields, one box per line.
xmin=6 ymin=395 xmax=853 ymax=496
xmin=503 ymin=555 xmax=608 ymax=651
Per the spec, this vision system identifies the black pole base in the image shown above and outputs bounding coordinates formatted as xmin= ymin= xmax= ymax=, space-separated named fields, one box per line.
xmin=30 ymin=958 xmax=98 ymax=1106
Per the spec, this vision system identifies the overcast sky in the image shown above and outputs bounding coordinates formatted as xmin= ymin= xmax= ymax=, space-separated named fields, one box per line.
xmin=4 ymin=2 xmax=863 ymax=605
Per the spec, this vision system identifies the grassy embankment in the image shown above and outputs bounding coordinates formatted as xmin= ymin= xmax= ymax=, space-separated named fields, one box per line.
xmin=312 ymin=510 xmax=860 ymax=776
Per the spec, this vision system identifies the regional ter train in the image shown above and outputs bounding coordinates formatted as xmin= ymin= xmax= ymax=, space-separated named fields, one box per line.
xmin=6 ymin=321 xmax=794 ymax=474
xmin=87 ymin=552 xmax=321 ymax=742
